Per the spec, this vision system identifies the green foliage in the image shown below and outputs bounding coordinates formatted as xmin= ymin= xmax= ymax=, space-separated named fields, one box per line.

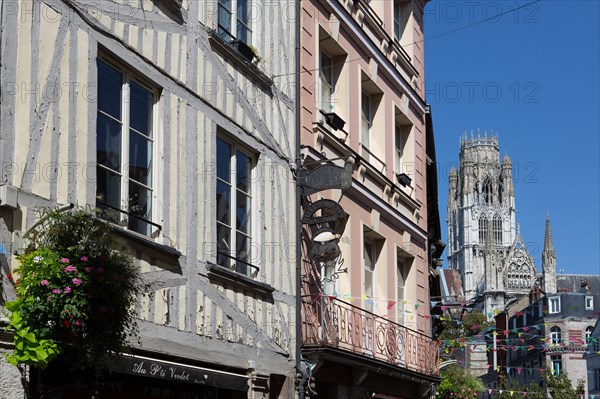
xmin=438 ymin=311 xmax=492 ymax=342
xmin=492 ymin=375 xmax=543 ymax=399
xmin=544 ymin=369 xmax=579 ymax=399
xmin=437 ymin=365 xmax=484 ymax=399
xmin=4 ymin=208 xmax=141 ymax=371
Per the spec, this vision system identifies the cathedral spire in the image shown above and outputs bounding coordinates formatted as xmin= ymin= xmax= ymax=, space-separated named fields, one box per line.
xmin=542 ymin=215 xmax=557 ymax=294
xmin=543 ymin=215 xmax=555 ymax=257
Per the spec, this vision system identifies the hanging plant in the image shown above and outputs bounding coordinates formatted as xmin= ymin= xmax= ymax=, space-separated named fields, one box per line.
xmin=4 ymin=207 xmax=142 ymax=371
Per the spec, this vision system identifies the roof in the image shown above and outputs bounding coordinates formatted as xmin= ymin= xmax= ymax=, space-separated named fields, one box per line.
xmin=439 ymin=269 xmax=464 ymax=302
xmin=556 ymin=274 xmax=600 ymax=295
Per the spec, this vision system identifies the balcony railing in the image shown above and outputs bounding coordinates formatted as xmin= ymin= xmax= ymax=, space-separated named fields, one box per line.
xmin=302 ymin=295 xmax=440 ymax=376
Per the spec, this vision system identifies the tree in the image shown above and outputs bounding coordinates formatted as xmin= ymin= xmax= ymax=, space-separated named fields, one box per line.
xmin=544 ymin=369 xmax=579 ymax=399
xmin=437 ymin=365 xmax=484 ymax=399
xmin=492 ymin=374 xmax=543 ymax=399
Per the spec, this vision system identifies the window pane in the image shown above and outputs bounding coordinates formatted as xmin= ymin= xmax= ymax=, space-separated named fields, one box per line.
xmin=236 ymin=0 xmax=251 ymax=43
xmin=217 ymin=138 xmax=231 ymax=183
xmin=129 ymin=81 xmax=152 ymax=136
xmin=129 ymin=130 xmax=152 ymax=186
xmin=97 ymin=113 xmax=122 ymax=171
xmin=128 ymin=180 xmax=152 ymax=222
xmin=216 ymin=180 xmax=231 ymax=226
xmin=218 ymin=1 xmax=233 ymax=40
xmin=97 ymin=60 xmax=122 ymax=119
xmin=97 ymin=166 xmax=121 ymax=210
xmin=236 ymin=149 xmax=250 ymax=193
xmin=236 ymin=232 xmax=250 ymax=260
xmin=217 ymin=223 xmax=231 ymax=267
xmin=236 ymin=191 xmax=251 ymax=233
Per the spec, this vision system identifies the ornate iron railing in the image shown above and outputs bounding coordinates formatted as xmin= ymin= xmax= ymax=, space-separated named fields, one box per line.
xmin=302 ymin=295 xmax=440 ymax=376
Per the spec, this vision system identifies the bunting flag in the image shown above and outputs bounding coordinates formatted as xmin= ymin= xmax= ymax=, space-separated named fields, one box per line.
xmin=387 ymin=301 xmax=397 ymax=310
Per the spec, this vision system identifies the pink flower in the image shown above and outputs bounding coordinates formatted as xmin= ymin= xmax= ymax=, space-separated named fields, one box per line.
xmin=80 ymin=256 xmax=88 ymax=262
xmin=74 ymin=320 xmax=81 ymax=326
xmin=63 ymin=286 xmax=72 ymax=294
xmin=60 ymin=258 xmax=69 ymax=263
xmin=64 ymin=265 xmax=77 ymax=273
xmin=72 ymin=278 xmax=82 ymax=286
xmin=52 ymin=288 xmax=61 ymax=294
xmin=85 ymin=267 xmax=93 ymax=272
xmin=41 ymin=280 xmax=49 ymax=286
xmin=97 ymin=267 xmax=105 ymax=273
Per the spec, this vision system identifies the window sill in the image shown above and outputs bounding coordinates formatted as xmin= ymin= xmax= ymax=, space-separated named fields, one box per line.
xmin=207 ymin=30 xmax=273 ymax=93
xmin=205 ymin=262 xmax=274 ymax=300
xmin=110 ymin=225 xmax=181 ymax=265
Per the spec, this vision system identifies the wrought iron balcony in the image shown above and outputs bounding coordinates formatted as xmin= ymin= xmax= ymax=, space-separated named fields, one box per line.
xmin=302 ymin=295 xmax=440 ymax=376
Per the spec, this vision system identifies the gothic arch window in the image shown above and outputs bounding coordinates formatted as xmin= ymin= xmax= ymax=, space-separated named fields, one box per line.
xmin=493 ymin=214 xmax=503 ymax=245
xmin=482 ymin=177 xmax=493 ymax=204
xmin=498 ymin=176 xmax=504 ymax=204
xmin=550 ymin=326 xmax=562 ymax=344
xmin=452 ymin=210 xmax=458 ymax=251
xmin=479 ymin=215 xmax=488 ymax=244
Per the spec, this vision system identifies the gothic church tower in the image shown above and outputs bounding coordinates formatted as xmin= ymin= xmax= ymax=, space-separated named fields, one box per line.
xmin=447 ymin=133 xmax=516 ymax=308
xmin=542 ymin=216 xmax=557 ymax=294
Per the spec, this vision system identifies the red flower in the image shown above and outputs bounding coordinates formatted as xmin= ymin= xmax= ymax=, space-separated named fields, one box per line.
xmin=64 ymin=320 xmax=71 ymax=328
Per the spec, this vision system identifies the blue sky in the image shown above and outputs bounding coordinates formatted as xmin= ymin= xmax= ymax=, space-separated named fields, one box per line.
xmin=423 ymin=0 xmax=600 ymax=275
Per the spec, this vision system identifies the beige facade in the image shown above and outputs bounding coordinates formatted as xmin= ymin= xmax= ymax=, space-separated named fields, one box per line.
xmin=0 ymin=0 xmax=297 ymax=397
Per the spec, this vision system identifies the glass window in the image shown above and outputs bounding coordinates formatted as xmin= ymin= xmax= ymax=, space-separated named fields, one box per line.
xmin=550 ymin=326 xmax=561 ymax=344
xmin=320 ymin=51 xmax=334 ymax=112
xmin=397 ymin=253 xmax=410 ymax=324
xmin=549 ymin=297 xmax=561 ymax=314
xmin=395 ymin=124 xmax=407 ymax=174
xmin=551 ymin=355 xmax=562 ymax=375
xmin=586 ymin=296 xmax=594 ymax=310
xmin=493 ymin=214 xmax=503 ymax=245
xmin=363 ymin=239 xmax=376 ymax=313
xmin=361 ymin=92 xmax=371 ymax=161
xmin=216 ymin=136 xmax=254 ymax=276
xmin=218 ymin=0 xmax=252 ymax=44
xmin=586 ymin=326 xmax=594 ymax=344
xmin=96 ymin=59 xmax=155 ymax=236
xmin=478 ymin=216 xmax=488 ymax=244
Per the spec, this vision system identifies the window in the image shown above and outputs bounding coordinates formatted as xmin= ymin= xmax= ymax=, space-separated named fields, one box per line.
xmin=363 ymin=239 xmax=376 ymax=313
xmin=550 ymin=326 xmax=562 ymax=344
xmin=216 ymin=136 xmax=254 ymax=276
xmin=393 ymin=1 xmax=410 ymax=43
xmin=551 ymin=355 xmax=562 ymax=375
xmin=482 ymin=177 xmax=493 ymax=204
xmin=595 ymin=368 xmax=600 ymax=390
xmin=96 ymin=59 xmax=156 ymax=236
xmin=478 ymin=216 xmax=488 ymax=244
xmin=395 ymin=124 xmax=409 ymax=174
xmin=320 ymin=51 xmax=334 ymax=112
xmin=361 ymin=91 xmax=372 ymax=162
xmin=397 ymin=252 xmax=410 ymax=324
xmin=549 ymin=297 xmax=561 ymax=314
xmin=493 ymin=214 xmax=503 ymax=245
xmin=585 ymin=326 xmax=593 ymax=345
xmin=586 ymin=296 xmax=594 ymax=310
xmin=217 ymin=0 xmax=252 ymax=44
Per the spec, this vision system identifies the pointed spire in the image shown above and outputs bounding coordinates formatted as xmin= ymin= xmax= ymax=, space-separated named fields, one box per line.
xmin=543 ymin=215 xmax=555 ymax=257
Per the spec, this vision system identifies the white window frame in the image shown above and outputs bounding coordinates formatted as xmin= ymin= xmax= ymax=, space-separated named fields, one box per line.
xmin=393 ymin=0 xmax=407 ymax=42
xmin=363 ymin=239 xmax=376 ymax=313
xmin=549 ymin=297 xmax=561 ymax=314
xmin=396 ymin=253 xmax=409 ymax=325
xmin=319 ymin=50 xmax=334 ymax=112
xmin=551 ymin=355 xmax=562 ymax=375
xmin=96 ymin=58 xmax=158 ymax=237
xmin=361 ymin=91 xmax=372 ymax=161
xmin=217 ymin=0 xmax=253 ymax=44
xmin=550 ymin=326 xmax=561 ymax=345
xmin=394 ymin=124 xmax=405 ymax=174
xmin=586 ymin=296 xmax=594 ymax=310
xmin=216 ymin=136 xmax=255 ymax=277
xmin=586 ymin=326 xmax=594 ymax=345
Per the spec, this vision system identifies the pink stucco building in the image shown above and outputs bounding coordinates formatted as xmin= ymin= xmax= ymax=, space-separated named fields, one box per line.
xmin=299 ymin=0 xmax=444 ymax=397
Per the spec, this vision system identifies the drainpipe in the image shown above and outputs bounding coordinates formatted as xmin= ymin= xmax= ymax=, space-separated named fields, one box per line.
xmin=294 ymin=0 xmax=306 ymax=397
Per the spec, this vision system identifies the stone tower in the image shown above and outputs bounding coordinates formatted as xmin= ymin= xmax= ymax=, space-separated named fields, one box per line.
xmin=542 ymin=216 xmax=557 ymax=294
xmin=447 ymin=132 xmax=516 ymax=302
